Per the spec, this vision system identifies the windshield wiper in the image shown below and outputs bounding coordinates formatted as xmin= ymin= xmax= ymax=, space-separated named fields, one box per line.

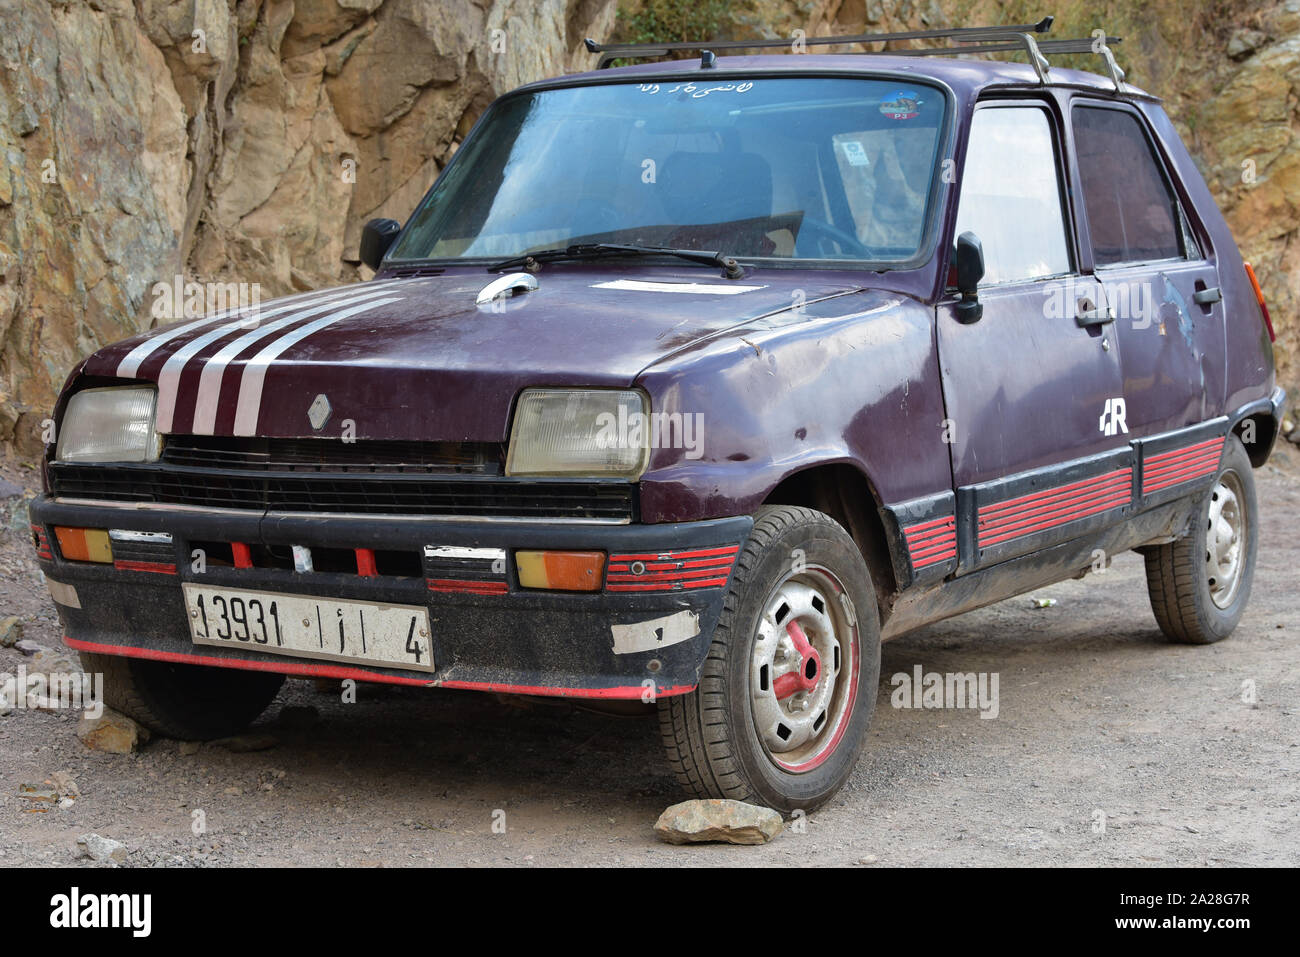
xmin=487 ymin=243 xmax=745 ymax=280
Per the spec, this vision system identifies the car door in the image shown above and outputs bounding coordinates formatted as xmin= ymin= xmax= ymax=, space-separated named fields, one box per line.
xmin=937 ymin=100 xmax=1131 ymax=573
xmin=1068 ymin=99 xmax=1225 ymax=437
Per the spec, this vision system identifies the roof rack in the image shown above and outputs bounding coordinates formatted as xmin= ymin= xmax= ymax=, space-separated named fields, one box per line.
xmin=584 ymin=14 xmax=1129 ymax=93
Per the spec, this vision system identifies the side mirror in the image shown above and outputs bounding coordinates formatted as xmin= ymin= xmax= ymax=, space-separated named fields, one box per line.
xmin=359 ymin=218 xmax=402 ymax=271
xmin=954 ymin=230 xmax=985 ymax=324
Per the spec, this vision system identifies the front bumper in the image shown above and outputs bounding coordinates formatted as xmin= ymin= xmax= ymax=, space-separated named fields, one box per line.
xmin=30 ymin=496 xmax=752 ymax=699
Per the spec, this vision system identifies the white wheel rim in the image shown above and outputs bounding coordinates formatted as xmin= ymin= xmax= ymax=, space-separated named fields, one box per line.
xmin=749 ymin=566 xmax=859 ymax=773
xmin=1206 ymin=471 xmax=1246 ymax=610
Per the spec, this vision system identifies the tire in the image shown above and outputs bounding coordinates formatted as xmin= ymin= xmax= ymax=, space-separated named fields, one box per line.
xmin=658 ymin=505 xmax=881 ymax=813
xmin=77 ymin=651 xmax=285 ymax=740
xmin=1144 ymin=434 xmax=1258 ymax=644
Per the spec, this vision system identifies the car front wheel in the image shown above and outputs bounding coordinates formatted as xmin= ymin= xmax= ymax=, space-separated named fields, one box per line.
xmin=659 ymin=505 xmax=880 ymax=813
xmin=77 ymin=651 xmax=285 ymax=740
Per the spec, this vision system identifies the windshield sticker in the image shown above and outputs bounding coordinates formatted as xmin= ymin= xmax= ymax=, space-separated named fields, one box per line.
xmin=839 ymin=140 xmax=871 ymax=167
xmin=637 ymin=81 xmax=755 ymax=98
xmin=879 ymin=91 xmax=923 ymax=120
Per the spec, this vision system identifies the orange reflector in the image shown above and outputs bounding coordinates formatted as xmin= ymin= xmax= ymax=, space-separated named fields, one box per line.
xmin=1243 ymin=262 xmax=1276 ymax=342
xmin=515 ymin=550 xmax=605 ymax=591
xmin=54 ymin=527 xmax=113 ymax=563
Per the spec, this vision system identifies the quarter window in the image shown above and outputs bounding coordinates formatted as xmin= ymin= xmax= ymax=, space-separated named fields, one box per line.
xmin=954 ymin=107 xmax=1071 ymax=284
xmin=1071 ymin=106 xmax=1185 ymax=265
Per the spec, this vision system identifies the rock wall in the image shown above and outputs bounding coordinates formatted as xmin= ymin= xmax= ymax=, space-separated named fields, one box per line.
xmin=0 ymin=0 xmax=1296 ymax=457
xmin=0 ymin=0 xmax=616 ymax=454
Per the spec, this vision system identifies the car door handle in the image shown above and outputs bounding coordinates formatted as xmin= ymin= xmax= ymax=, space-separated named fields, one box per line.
xmin=1193 ymin=286 xmax=1222 ymax=305
xmin=1075 ymin=298 xmax=1115 ymax=327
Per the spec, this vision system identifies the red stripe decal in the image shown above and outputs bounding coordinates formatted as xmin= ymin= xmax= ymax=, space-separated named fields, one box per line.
xmin=980 ymin=491 xmax=1131 ymax=546
xmin=427 ymin=578 xmax=508 ymax=595
xmin=1144 ymin=466 xmax=1220 ymax=493
xmin=1142 ymin=460 xmax=1221 ymax=489
xmin=62 ymin=637 xmax=695 ymax=699
xmin=1143 ymin=450 xmax=1222 ymax=476
xmin=913 ymin=551 xmax=957 ymax=569
xmin=607 ymin=555 xmax=735 ymax=573
xmin=909 ymin=534 xmax=957 ymax=561
xmin=904 ymin=515 xmax=954 ymax=537
xmin=1145 ymin=447 xmax=1223 ymax=472
xmin=355 ymin=547 xmax=378 ymax=578
xmin=979 ymin=475 xmax=1132 ymax=533
xmin=607 ymin=577 xmax=730 ymax=592
xmin=979 ymin=468 xmax=1131 ymax=519
xmin=610 ymin=545 xmax=740 ymax=562
xmin=1142 ymin=439 xmax=1224 ymax=494
xmin=1145 ymin=437 xmax=1224 ymax=464
xmin=112 ymin=560 xmax=178 ymax=575
xmin=903 ymin=516 xmax=956 ymax=570
xmin=606 ymin=565 xmax=734 ymax=583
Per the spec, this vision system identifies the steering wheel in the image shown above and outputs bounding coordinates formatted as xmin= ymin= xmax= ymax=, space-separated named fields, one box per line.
xmin=795 ymin=218 xmax=873 ymax=259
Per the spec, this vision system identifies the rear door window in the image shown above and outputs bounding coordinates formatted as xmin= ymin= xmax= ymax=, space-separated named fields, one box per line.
xmin=1071 ymin=106 xmax=1186 ymax=266
xmin=953 ymin=106 xmax=1071 ymax=284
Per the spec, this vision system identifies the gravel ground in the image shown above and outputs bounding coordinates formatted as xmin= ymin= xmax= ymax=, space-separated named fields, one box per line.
xmin=1 ymin=444 xmax=1296 ymax=868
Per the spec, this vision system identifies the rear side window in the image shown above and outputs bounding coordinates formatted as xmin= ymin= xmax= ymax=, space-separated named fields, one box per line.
xmin=954 ymin=107 xmax=1071 ymax=284
xmin=1071 ymin=106 xmax=1184 ymax=265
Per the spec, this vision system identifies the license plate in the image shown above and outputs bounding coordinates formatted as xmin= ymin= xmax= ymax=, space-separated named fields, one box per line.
xmin=183 ymin=584 xmax=434 ymax=673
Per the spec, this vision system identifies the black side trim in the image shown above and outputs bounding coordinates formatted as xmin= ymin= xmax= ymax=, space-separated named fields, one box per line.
xmin=962 ymin=445 xmax=1134 ymax=572
xmin=1133 ymin=416 xmax=1227 ymax=509
xmin=882 ymin=490 xmax=957 ymax=588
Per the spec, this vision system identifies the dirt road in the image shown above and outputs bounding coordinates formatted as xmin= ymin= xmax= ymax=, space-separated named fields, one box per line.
xmin=1 ymin=446 xmax=1296 ymax=867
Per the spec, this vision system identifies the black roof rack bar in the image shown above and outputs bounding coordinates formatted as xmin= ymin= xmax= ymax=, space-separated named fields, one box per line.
xmin=584 ymin=16 xmax=1054 ymax=68
xmin=886 ymin=35 xmax=1119 ymax=54
xmin=887 ymin=34 xmax=1124 ymax=89
xmin=582 ymin=16 xmax=1129 ymax=95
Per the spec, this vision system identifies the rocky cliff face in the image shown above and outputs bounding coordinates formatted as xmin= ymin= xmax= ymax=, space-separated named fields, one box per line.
xmin=0 ymin=0 xmax=1295 ymax=456
xmin=0 ymin=0 xmax=616 ymax=453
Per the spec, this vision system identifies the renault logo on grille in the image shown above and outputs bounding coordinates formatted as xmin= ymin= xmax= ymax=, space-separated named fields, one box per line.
xmin=308 ymin=394 xmax=332 ymax=430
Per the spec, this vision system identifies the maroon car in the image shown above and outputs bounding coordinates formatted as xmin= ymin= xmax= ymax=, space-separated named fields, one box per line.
xmin=31 ymin=20 xmax=1284 ymax=811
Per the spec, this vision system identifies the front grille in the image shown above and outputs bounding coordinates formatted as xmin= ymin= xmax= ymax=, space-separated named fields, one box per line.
xmin=162 ymin=436 xmax=502 ymax=475
xmin=49 ymin=461 xmax=635 ymax=521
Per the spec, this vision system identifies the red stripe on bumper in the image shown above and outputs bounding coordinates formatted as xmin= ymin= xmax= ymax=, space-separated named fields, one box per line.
xmin=610 ymin=545 xmax=740 ymax=562
xmin=112 ymin=560 xmax=178 ymax=575
xmin=62 ymin=637 xmax=694 ymax=699
xmin=427 ymin=578 xmax=508 ymax=595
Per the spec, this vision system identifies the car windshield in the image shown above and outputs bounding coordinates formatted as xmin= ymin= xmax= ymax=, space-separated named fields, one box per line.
xmin=388 ymin=76 xmax=947 ymax=267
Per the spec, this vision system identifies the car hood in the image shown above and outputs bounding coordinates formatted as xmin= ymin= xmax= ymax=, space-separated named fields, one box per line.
xmin=81 ymin=269 xmax=863 ymax=442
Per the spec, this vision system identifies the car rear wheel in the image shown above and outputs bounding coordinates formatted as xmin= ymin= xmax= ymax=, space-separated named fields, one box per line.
xmin=1143 ymin=434 xmax=1258 ymax=644
xmin=77 ymin=651 xmax=285 ymax=740
xmin=658 ymin=505 xmax=880 ymax=813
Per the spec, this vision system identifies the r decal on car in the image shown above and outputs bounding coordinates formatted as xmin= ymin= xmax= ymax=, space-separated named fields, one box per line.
xmin=1100 ymin=397 xmax=1129 ymax=436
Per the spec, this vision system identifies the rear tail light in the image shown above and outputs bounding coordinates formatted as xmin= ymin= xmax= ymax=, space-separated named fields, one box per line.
xmin=1243 ymin=262 xmax=1276 ymax=342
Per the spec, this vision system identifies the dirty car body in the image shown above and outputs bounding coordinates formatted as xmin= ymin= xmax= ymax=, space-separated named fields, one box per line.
xmin=32 ymin=49 xmax=1285 ymax=810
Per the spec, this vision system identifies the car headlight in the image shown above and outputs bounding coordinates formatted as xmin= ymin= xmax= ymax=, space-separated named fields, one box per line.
xmin=506 ymin=389 xmax=649 ymax=478
xmin=56 ymin=386 xmax=161 ymax=463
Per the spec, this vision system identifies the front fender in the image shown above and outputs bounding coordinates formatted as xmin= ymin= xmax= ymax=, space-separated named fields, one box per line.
xmin=635 ymin=291 xmax=951 ymax=524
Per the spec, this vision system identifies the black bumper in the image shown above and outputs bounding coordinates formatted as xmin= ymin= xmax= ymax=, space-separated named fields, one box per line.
xmin=29 ymin=496 xmax=752 ymax=699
